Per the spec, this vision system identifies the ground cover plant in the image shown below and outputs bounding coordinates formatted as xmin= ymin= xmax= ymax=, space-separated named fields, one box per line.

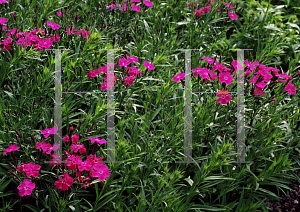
xmin=0 ymin=0 xmax=300 ymax=211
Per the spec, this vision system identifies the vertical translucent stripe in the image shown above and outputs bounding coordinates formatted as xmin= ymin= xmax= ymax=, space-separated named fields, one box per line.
xmin=107 ymin=49 xmax=115 ymax=163
xmin=54 ymin=49 xmax=62 ymax=159
xmin=236 ymin=50 xmax=245 ymax=163
xmin=184 ymin=50 xmax=192 ymax=163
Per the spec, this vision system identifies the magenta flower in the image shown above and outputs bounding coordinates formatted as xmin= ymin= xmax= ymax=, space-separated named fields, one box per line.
xmin=50 ymin=153 xmax=61 ymax=167
xmin=0 ymin=0 xmax=9 ymax=3
xmin=118 ymin=58 xmax=131 ymax=66
xmin=18 ymin=162 xmax=41 ymax=178
xmin=219 ymin=72 xmax=234 ymax=85
xmin=46 ymin=22 xmax=60 ymax=30
xmin=3 ymin=144 xmax=19 ymax=155
xmin=194 ymin=8 xmax=204 ymax=17
xmin=231 ymin=60 xmax=243 ymax=71
xmin=255 ymin=82 xmax=267 ymax=89
xmin=56 ymin=11 xmax=62 ymax=16
xmin=41 ymin=126 xmax=58 ymax=138
xmin=172 ymin=73 xmax=185 ymax=82
xmin=131 ymin=0 xmax=141 ymax=2
xmin=272 ymin=98 xmax=276 ymax=101
xmin=119 ymin=4 xmax=128 ymax=11
xmin=107 ymin=3 xmax=117 ymax=9
xmin=203 ymin=56 xmax=214 ymax=64
xmin=127 ymin=67 xmax=142 ymax=77
xmin=0 ymin=17 xmax=8 ymax=25
xmin=228 ymin=11 xmax=238 ymax=20
xmin=70 ymin=144 xmax=86 ymax=154
xmin=254 ymin=87 xmax=265 ymax=96
xmin=212 ymin=62 xmax=225 ymax=72
xmin=54 ymin=172 xmax=74 ymax=191
xmin=89 ymin=163 xmax=111 ymax=182
xmin=249 ymin=75 xmax=260 ymax=84
xmin=18 ymin=179 xmax=35 ymax=197
xmin=123 ymin=75 xmax=135 ymax=86
xmin=143 ymin=1 xmax=153 ymax=7
xmin=224 ymin=3 xmax=234 ymax=9
xmin=63 ymin=136 xmax=70 ymax=142
xmin=216 ymin=90 xmax=232 ymax=105
xmin=126 ymin=54 xmax=138 ymax=63
xmin=71 ymin=133 xmax=80 ymax=143
xmin=70 ymin=127 xmax=73 ymax=131
xmin=285 ymin=83 xmax=296 ymax=95
xmin=89 ymin=136 xmax=107 ymax=144
xmin=144 ymin=61 xmax=155 ymax=70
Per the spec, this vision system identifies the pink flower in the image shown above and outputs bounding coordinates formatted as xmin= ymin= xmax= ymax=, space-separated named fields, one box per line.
xmin=56 ymin=11 xmax=62 ymax=16
xmin=285 ymin=83 xmax=296 ymax=95
xmin=3 ymin=144 xmax=19 ymax=155
xmin=219 ymin=72 xmax=234 ymax=85
xmin=41 ymin=126 xmax=58 ymax=138
xmin=228 ymin=11 xmax=238 ymax=20
xmin=203 ymin=56 xmax=214 ymax=64
xmin=70 ymin=127 xmax=73 ymax=131
xmin=202 ymin=5 xmax=211 ymax=13
xmin=255 ymin=82 xmax=267 ymax=89
xmin=119 ymin=4 xmax=128 ymax=11
xmin=18 ymin=162 xmax=41 ymax=178
xmin=0 ymin=17 xmax=8 ymax=25
xmin=63 ymin=136 xmax=70 ymax=142
xmin=54 ymin=172 xmax=73 ymax=191
xmin=89 ymin=136 xmax=107 ymax=144
xmin=71 ymin=133 xmax=80 ymax=143
xmin=65 ymin=154 xmax=82 ymax=171
xmin=126 ymin=54 xmax=138 ymax=63
xmin=118 ymin=58 xmax=131 ymax=66
xmin=144 ymin=61 xmax=155 ymax=70
xmin=50 ymin=153 xmax=61 ymax=167
xmin=212 ymin=62 xmax=225 ymax=72
xmin=143 ymin=0 xmax=153 ymax=7
xmin=172 ymin=73 xmax=185 ymax=82
xmin=66 ymin=28 xmax=71 ymax=35
xmin=131 ymin=0 xmax=141 ymax=2
xmin=89 ymin=163 xmax=111 ymax=182
xmin=127 ymin=67 xmax=142 ymax=77
xmin=216 ymin=90 xmax=232 ymax=105
xmin=249 ymin=75 xmax=260 ymax=84
xmin=2 ymin=26 xmax=7 ymax=30
xmin=194 ymin=8 xmax=204 ymax=17
xmin=107 ymin=3 xmax=117 ymax=9
xmin=70 ymin=144 xmax=86 ymax=154
xmin=231 ymin=60 xmax=243 ymax=70
xmin=18 ymin=179 xmax=35 ymax=197
xmin=272 ymin=98 xmax=276 ymax=101
xmin=224 ymin=3 xmax=234 ymax=9
xmin=70 ymin=27 xmax=76 ymax=34
xmin=123 ymin=75 xmax=135 ymax=86
xmin=0 ymin=0 xmax=9 ymax=3
xmin=254 ymin=87 xmax=265 ymax=96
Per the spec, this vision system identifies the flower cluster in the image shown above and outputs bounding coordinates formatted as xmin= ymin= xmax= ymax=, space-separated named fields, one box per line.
xmin=187 ymin=0 xmax=238 ymax=20
xmin=107 ymin=0 xmax=153 ymax=12
xmin=86 ymin=54 xmax=155 ymax=91
xmin=4 ymin=125 xmax=110 ymax=197
xmin=0 ymin=18 xmax=91 ymax=51
xmin=173 ymin=56 xmax=297 ymax=105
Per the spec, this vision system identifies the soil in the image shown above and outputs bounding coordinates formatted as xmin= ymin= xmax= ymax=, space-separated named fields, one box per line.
xmin=264 ymin=170 xmax=300 ymax=212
